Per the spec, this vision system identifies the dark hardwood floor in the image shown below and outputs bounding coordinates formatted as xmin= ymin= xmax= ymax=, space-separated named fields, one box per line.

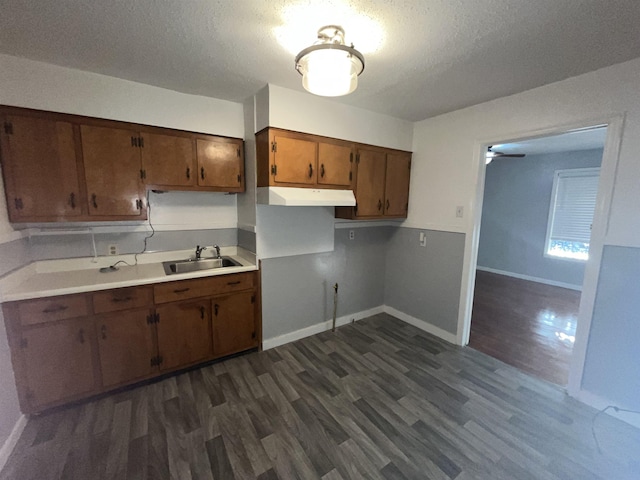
xmin=2 ymin=313 xmax=639 ymax=480
xmin=469 ymin=270 xmax=581 ymax=386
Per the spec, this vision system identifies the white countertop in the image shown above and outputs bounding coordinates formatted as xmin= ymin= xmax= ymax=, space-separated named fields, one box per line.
xmin=0 ymin=246 xmax=257 ymax=302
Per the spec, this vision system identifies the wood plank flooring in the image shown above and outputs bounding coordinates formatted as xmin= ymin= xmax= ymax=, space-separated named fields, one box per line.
xmin=469 ymin=271 xmax=580 ymax=386
xmin=2 ymin=313 xmax=639 ymax=480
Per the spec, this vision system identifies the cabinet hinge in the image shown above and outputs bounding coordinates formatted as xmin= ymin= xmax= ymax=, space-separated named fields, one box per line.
xmin=154 ymin=313 xmax=160 ymax=324
xmin=139 ymin=136 xmax=144 ymax=148
xmin=131 ymin=136 xmax=138 ymax=147
xmin=271 ymin=141 xmax=277 ymax=152
xmin=135 ymin=199 xmax=142 ymax=210
xmin=405 ymin=202 xmax=409 ymax=211
xmin=356 ymin=154 xmax=360 ymax=164
xmin=251 ymin=331 xmax=256 ymax=339
xmin=14 ymin=198 xmax=23 ymax=210
xmin=150 ymin=356 xmax=157 ymax=367
xmin=251 ymin=294 xmax=256 ymax=304
xmin=408 ymin=160 xmax=411 ymax=169
xmin=140 ymin=169 xmax=146 ymax=180
xmin=350 ymin=152 xmax=353 ymax=163
xmin=349 ymin=171 xmax=352 ymax=181
xmin=19 ymin=338 xmax=28 ymax=349
xmin=237 ymin=174 xmax=242 ymax=183
xmin=271 ymin=164 xmax=277 ymax=176
xmin=4 ymin=122 xmax=13 ymax=135
xmin=237 ymin=147 xmax=241 ymax=158
xmin=214 ymin=303 xmax=219 ymax=316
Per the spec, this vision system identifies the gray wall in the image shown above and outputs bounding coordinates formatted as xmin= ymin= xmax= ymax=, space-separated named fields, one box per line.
xmin=0 ymin=238 xmax=31 ymax=451
xmin=29 ymin=228 xmax=238 ymax=260
xmin=385 ymin=228 xmax=465 ymax=335
xmin=478 ymin=149 xmax=603 ymax=286
xmin=582 ymin=246 xmax=640 ymax=407
xmin=261 ymin=227 xmax=392 ymax=339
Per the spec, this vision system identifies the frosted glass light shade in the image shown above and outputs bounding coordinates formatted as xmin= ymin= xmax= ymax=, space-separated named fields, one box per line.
xmin=297 ymin=47 xmax=361 ymax=96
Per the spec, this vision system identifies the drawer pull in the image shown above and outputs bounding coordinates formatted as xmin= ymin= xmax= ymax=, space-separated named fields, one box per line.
xmin=227 ymin=281 xmax=242 ymax=286
xmin=42 ymin=305 xmax=68 ymax=314
xmin=173 ymin=287 xmax=190 ymax=293
xmin=111 ymin=296 xmax=132 ymax=303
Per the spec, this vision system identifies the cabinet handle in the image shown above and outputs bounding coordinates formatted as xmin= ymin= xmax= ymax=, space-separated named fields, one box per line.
xmin=42 ymin=305 xmax=68 ymax=314
xmin=111 ymin=296 xmax=132 ymax=303
xmin=101 ymin=325 xmax=107 ymax=340
xmin=91 ymin=194 xmax=98 ymax=209
xmin=214 ymin=303 xmax=219 ymax=316
xmin=69 ymin=192 xmax=76 ymax=209
xmin=227 ymin=280 xmax=241 ymax=285
xmin=200 ymin=306 xmax=205 ymax=319
xmin=386 ymin=199 xmax=390 ymax=211
xmin=308 ymin=163 xmax=313 ymax=178
xmin=377 ymin=199 xmax=382 ymax=211
xmin=200 ymin=167 xmax=205 ymax=180
xmin=173 ymin=287 xmax=190 ymax=294
xmin=186 ymin=167 xmax=190 ymax=180
xmin=78 ymin=329 xmax=85 ymax=344
xmin=320 ymin=163 xmax=325 ymax=178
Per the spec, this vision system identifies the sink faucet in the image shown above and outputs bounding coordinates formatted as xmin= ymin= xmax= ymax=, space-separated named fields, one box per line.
xmin=213 ymin=245 xmax=221 ymax=258
xmin=195 ymin=245 xmax=206 ymax=260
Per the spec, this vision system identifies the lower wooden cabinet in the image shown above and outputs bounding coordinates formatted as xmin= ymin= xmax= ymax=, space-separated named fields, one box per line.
xmin=213 ymin=291 xmax=258 ymax=357
xmin=18 ymin=317 xmax=96 ymax=408
xmin=96 ymin=308 xmax=156 ymax=388
xmin=3 ymin=270 xmax=261 ymax=413
xmin=156 ymin=300 xmax=212 ymax=371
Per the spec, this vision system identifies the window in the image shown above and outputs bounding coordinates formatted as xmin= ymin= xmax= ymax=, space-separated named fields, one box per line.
xmin=545 ymin=167 xmax=600 ymax=261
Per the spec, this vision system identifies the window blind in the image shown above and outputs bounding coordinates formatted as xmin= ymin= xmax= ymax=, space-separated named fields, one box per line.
xmin=548 ymin=168 xmax=600 ymax=243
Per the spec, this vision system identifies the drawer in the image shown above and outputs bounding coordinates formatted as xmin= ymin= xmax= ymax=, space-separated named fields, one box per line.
xmin=92 ymin=286 xmax=153 ymax=314
xmin=16 ymin=294 xmax=89 ymax=326
xmin=154 ymin=272 xmax=254 ymax=304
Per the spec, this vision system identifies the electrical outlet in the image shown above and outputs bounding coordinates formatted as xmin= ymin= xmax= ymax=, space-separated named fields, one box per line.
xmin=349 ymin=230 xmax=355 ymax=240
xmin=456 ymin=206 xmax=464 ymax=218
xmin=108 ymin=244 xmax=118 ymax=256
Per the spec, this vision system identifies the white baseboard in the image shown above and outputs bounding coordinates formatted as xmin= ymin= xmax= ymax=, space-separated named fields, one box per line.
xmin=575 ymin=390 xmax=640 ymax=429
xmin=0 ymin=414 xmax=27 ymax=472
xmin=383 ymin=306 xmax=458 ymax=344
xmin=476 ymin=266 xmax=582 ymax=291
xmin=262 ymin=306 xmax=384 ymax=350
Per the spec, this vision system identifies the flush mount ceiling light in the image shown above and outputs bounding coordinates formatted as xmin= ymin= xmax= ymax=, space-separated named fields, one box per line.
xmin=295 ymin=25 xmax=365 ymax=97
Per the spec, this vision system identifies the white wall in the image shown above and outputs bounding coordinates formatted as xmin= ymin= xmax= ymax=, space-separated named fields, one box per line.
xmin=410 ymin=57 xmax=640 ymax=410
xmin=0 ymin=54 xmax=245 ymax=238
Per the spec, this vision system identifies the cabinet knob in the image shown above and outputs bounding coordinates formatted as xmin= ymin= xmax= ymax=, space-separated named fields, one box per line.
xmin=91 ymin=194 xmax=98 ymax=209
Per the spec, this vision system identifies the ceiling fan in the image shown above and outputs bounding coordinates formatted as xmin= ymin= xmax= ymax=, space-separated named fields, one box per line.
xmin=485 ymin=145 xmax=525 ymax=164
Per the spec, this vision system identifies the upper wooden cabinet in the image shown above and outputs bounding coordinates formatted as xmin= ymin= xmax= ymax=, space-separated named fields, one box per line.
xmin=0 ymin=114 xmax=82 ymax=221
xmin=336 ymin=146 xmax=412 ymax=220
xmin=256 ymin=128 xmax=353 ymax=189
xmin=196 ymin=138 xmax=245 ymax=191
xmin=81 ymin=124 xmax=146 ymax=219
xmin=0 ymin=106 xmax=245 ymax=222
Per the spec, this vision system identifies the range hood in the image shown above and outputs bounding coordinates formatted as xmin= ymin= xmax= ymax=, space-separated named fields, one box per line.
xmin=256 ymin=187 xmax=356 ymax=206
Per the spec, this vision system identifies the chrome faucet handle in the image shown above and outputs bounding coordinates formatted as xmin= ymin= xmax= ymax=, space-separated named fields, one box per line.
xmin=214 ymin=245 xmax=221 ymax=258
xmin=195 ymin=245 xmax=207 ymax=259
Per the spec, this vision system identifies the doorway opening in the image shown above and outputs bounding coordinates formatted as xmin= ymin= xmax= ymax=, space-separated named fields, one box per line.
xmin=469 ymin=126 xmax=607 ymax=386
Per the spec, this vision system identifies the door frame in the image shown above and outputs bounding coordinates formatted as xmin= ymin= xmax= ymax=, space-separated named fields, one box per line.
xmin=457 ymin=114 xmax=624 ymax=397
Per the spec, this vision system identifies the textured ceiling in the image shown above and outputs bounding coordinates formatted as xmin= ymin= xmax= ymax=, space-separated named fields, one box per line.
xmin=1 ymin=1 xmax=640 ymax=121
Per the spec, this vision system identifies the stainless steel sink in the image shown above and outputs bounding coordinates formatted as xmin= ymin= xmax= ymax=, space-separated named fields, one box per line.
xmin=162 ymin=256 xmax=241 ymax=275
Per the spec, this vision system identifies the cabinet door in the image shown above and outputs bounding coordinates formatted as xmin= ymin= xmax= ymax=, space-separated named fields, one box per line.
xmin=81 ymin=125 xmax=145 ymax=217
xmin=20 ymin=318 xmax=95 ymax=408
xmin=384 ymin=152 xmax=411 ymax=217
xmin=156 ymin=300 xmax=212 ymax=371
xmin=1 ymin=115 xmax=81 ymax=220
xmin=317 ymin=142 xmax=352 ymax=187
xmin=212 ymin=291 xmax=257 ymax=357
xmin=141 ymin=132 xmax=195 ymax=187
xmin=273 ymin=135 xmax=317 ymax=185
xmin=197 ymin=138 xmax=244 ymax=190
xmin=354 ymin=149 xmax=387 ymax=217
xmin=96 ymin=309 xmax=155 ymax=387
